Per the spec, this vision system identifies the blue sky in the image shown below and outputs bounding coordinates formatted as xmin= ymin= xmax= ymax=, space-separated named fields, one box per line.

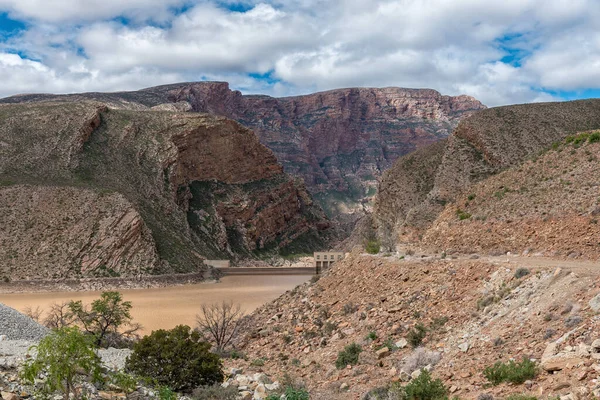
xmin=0 ymin=0 xmax=598 ymax=106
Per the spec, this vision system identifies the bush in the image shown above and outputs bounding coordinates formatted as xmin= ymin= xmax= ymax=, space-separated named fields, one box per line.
xmin=514 ymin=268 xmax=530 ymax=279
xmin=404 ymin=369 xmax=448 ymax=400
xmin=365 ymin=239 xmax=381 ymax=254
xmin=157 ymin=386 xmax=177 ymax=400
xmin=456 ymin=209 xmax=472 ymax=220
xmin=505 ymin=395 xmax=537 ymax=400
xmin=266 ymin=386 xmax=310 ymax=400
xmin=342 ymin=302 xmax=358 ymax=315
xmin=192 ymin=384 xmax=238 ymax=400
xmin=564 ymin=314 xmax=583 ymax=328
xmin=110 ymin=371 xmax=137 ymax=395
xmin=589 ymin=131 xmax=600 ymax=143
xmin=408 ymin=324 xmax=427 ymax=348
xmin=21 ymin=327 xmax=102 ymax=400
xmin=403 ymin=348 xmax=441 ymax=374
xmin=126 ymin=325 xmax=224 ymax=392
xmin=483 ymin=358 xmax=537 ymax=385
xmin=336 ymin=343 xmax=362 ymax=369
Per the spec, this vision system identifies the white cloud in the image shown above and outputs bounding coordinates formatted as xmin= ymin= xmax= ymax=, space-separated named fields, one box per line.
xmin=0 ymin=0 xmax=598 ymax=105
xmin=0 ymin=0 xmax=185 ymax=22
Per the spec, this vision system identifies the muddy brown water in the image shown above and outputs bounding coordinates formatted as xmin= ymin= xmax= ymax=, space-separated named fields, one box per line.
xmin=0 ymin=275 xmax=310 ymax=334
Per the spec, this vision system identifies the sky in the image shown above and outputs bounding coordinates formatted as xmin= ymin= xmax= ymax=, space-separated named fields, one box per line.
xmin=0 ymin=0 xmax=599 ymax=106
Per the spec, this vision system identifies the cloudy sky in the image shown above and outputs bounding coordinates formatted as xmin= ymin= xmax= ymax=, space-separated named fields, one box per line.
xmin=0 ymin=0 xmax=598 ymax=106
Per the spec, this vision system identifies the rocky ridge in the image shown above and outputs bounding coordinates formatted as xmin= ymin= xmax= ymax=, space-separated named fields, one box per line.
xmin=0 ymin=82 xmax=486 ymax=224
xmin=0 ymin=102 xmax=328 ymax=279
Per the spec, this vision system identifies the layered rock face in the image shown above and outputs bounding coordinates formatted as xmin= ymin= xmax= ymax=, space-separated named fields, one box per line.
xmin=0 ymin=102 xmax=328 ymax=279
xmin=373 ymin=99 xmax=600 ymax=251
xmin=2 ymin=83 xmax=485 ymax=222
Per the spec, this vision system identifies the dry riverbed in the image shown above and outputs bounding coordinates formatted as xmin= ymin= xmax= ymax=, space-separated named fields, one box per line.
xmin=0 ymin=275 xmax=310 ymax=333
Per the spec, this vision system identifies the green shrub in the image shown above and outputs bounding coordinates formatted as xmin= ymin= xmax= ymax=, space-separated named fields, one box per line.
xmin=126 ymin=325 xmax=223 ymax=392
xmin=110 ymin=371 xmax=137 ymax=395
xmin=192 ymin=384 xmax=238 ymax=400
xmin=505 ymin=395 xmax=538 ymax=400
xmin=408 ymin=324 xmax=427 ymax=348
xmin=589 ymin=131 xmax=600 ymax=143
xmin=335 ymin=343 xmax=362 ymax=369
xmin=157 ymin=386 xmax=177 ymax=400
xmin=366 ymin=331 xmax=377 ymax=341
xmin=21 ymin=327 xmax=102 ymax=400
xmin=429 ymin=317 xmax=448 ymax=331
xmin=484 ymin=358 xmax=537 ymax=385
xmin=514 ymin=268 xmax=530 ymax=279
xmin=456 ymin=209 xmax=472 ymax=220
xmin=365 ymin=239 xmax=381 ymax=254
xmin=404 ymin=369 xmax=448 ymax=400
xmin=251 ymin=358 xmax=266 ymax=366
xmin=266 ymin=386 xmax=310 ymax=400
xmin=468 ymin=194 xmax=476 ymax=201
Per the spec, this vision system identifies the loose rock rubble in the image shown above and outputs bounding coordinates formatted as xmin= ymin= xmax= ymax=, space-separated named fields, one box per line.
xmin=222 ymin=368 xmax=281 ymax=399
xmin=0 ymin=304 xmax=48 ymax=341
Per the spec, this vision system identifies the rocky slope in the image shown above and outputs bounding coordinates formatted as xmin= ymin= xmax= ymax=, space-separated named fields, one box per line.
xmin=233 ymin=251 xmax=600 ymax=399
xmin=422 ymin=132 xmax=600 ymax=259
xmin=373 ymin=99 xmax=600 ymax=247
xmin=0 ymin=82 xmax=485 ymax=223
xmin=0 ymin=102 xmax=328 ymax=279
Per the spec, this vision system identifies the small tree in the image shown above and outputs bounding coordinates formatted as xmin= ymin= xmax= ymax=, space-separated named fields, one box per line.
xmin=44 ymin=301 xmax=75 ymax=330
xmin=21 ymin=327 xmax=102 ymax=400
xmin=69 ymin=291 xmax=140 ymax=347
xmin=196 ymin=301 xmax=244 ymax=353
xmin=126 ymin=325 xmax=224 ymax=392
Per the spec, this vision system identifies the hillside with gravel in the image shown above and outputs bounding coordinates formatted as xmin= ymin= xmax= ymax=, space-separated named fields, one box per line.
xmin=0 ymin=303 xmax=48 ymax=341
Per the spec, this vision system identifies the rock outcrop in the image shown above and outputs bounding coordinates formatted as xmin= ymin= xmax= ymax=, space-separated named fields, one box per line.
xmin=1 ymin=83 xmax=486 ymax=223
xmin=0 ymin=102 xmax=328 ymax=279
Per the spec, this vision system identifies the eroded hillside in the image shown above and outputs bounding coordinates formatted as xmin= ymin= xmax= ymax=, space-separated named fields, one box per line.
xmin=0 ymin=102 xmax=328 ymax=279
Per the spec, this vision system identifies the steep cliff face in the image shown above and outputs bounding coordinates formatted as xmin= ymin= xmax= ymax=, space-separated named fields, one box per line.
xmin=160 ymin=83 xmax=486 ymax=219
xmin=1 ymin=83 xmax=485 ymax=222
xmin=372 ymin=99 xmax=600 ymax=249
xmin=0 ymin=102 xmax=328 ymax=279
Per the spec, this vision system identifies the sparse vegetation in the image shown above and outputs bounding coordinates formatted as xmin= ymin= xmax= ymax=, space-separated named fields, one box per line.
xmin=342 ymin=302 xmax=358 ymax=315
xmin=192 ymin=384 xmax=238 ymax=400
xmin=365 ymin=239 xmax=381 ymax=254
xmin=484 ymin=358 xmax=537 ymax=385
xmin=456 ymin=208 xmax=472 ymax=220
xmin=266 ymin=386 xmax=310 ymax=400
xmin=564 ymin=314 xmax=583 ymax=328
xmin=335 ymin=343 xmax=362 ymax=369
xmin=403 ymin=348 xmax=442 ymax=374
xmin=408 ymin=323 xmax=427 ymax=348
xmin=514 ymin=268 xmax=530 ymax=279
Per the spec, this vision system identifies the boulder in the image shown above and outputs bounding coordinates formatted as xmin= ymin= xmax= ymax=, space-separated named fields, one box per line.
xmin=376 ymin=347 xmax=390 ymax=359
xmin=589 ymin=294 xmax=600 ymax=312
